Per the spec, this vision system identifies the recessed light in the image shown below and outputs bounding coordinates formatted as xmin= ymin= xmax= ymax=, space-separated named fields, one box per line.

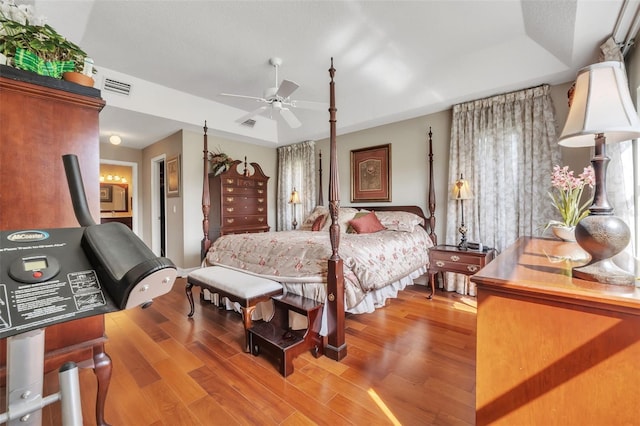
xmin=109 ymin=135 xmax=122 ymax=145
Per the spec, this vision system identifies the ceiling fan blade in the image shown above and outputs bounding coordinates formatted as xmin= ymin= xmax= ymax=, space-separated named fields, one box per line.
xmin=236 ymin=106 xmax=268 ymax=123
xmin=220 ymin=93 xmax=267 ymax=102
xmin=280 ymin=107 xmax=302 ymax=128
xmin=275 ymin=79 xmax=299 ymax=99
xmin=289 ymin=99 xmax=329 ymax=111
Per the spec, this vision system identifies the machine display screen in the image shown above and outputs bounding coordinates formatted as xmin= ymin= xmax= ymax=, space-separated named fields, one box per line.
xmin=23 ymin=258 xmax=47 ymax=271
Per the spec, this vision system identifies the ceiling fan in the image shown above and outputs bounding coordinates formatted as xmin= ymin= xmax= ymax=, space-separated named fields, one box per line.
xmin=220 ymin=57 xmax=327 ymax=129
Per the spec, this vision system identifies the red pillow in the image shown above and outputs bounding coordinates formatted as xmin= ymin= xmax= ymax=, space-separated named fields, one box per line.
xmin=348 ymin=211 xmax=385 ymax=234
xmin=311 ymin=214 xmax=327 ymax=231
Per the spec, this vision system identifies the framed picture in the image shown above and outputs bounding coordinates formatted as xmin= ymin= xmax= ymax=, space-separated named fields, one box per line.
xmin=166 ymin=155 xmax=180 ymax=197
xmin=100 ymin=184 xmax=112 ymax=202
xmin=350 ymin=143 xmax=391 ymax=202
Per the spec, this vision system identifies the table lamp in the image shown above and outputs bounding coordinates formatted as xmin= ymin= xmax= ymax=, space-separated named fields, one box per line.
xmin=451 ymin=174 xmax=474 ymax=250
xmin=288 ymin=188 xmax=301 ymax=229
xmin=558 ymin=61 xmax=640 ymax=285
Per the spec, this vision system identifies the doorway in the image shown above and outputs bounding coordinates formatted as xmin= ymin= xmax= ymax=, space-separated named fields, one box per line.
xmin=151 ymin=155 xmax=166 ymax=257
xmin=99 ymin=160 xmax=138 ymax=234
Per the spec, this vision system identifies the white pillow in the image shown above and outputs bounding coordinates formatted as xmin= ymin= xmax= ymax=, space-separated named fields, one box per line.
xmin=322 ymin=207 xmax=361 ymax=233
xmin=374 ymin=211 xmax=424 ymax=232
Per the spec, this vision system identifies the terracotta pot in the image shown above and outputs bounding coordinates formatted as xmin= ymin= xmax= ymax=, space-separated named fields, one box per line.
xmin=62 ymin=71 xmax=94 ymax=87
xmin=552 ymin=225 xmax=576 ymax=242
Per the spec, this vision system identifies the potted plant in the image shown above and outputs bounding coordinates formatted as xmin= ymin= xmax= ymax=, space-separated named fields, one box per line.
xmin=0 ymin=0 xmax=95 ymax=83
xmin=544 ymin=164 xmax=595 ymax=241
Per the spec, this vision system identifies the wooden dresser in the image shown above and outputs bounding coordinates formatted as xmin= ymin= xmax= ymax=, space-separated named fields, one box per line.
xmin=0 ymin=66 xmax=110 ymax=425
xmin=208 ymin=159 xmax=269 ymax=241
xmin=471 ymin=237 xmax=640 ymax=426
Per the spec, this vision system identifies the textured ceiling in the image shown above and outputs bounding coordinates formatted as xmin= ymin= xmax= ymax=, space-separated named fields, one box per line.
xmin=32 ymin=0 xmax=633 ymax=149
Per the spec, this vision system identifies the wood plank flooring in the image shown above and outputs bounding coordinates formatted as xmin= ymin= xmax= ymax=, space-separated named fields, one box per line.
xmin=36 ymin=275 xmax=477 ymax=425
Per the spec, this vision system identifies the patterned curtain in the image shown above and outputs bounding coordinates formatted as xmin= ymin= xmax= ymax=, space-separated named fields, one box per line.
xmin=446 ymin=84 xmax=561 ymax=295
xmin=277 ymin=141 xmax=316 ymax=231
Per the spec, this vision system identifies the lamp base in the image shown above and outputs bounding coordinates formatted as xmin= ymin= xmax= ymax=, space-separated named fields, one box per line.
xmin=573 ymin=214 xmax=634 ymax=286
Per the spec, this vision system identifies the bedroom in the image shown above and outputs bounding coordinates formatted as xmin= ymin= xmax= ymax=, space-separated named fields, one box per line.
xmin=1 ymin=0 xmax=640 ymax=424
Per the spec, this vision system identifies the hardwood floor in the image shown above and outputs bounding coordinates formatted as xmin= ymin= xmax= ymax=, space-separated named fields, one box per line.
xmin=36 ymin=276 xmax=477 ymax=425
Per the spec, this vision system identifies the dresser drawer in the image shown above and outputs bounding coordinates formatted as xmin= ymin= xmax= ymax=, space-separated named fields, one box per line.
xmin=222 ymin=195 xmax=266 ymax=212
xmin=221 ymin=214 xmax=267 ymax=227
xmin=222 ymin=186 xmax=267 ymax=196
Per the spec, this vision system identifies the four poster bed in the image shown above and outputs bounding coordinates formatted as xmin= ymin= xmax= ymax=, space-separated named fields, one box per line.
xmin=196 ymin=59 xmax=437 ymax=362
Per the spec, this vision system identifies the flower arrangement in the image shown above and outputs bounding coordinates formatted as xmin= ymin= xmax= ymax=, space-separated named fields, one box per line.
xmin=209 ymin=149 xmax=234 ymax=176
xmin=545 ymin=165 xmax=595 ymax=230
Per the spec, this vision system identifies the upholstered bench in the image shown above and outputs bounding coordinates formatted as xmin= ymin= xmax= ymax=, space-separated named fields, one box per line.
xmin=186 ymin=266 xmax=283 ymax=351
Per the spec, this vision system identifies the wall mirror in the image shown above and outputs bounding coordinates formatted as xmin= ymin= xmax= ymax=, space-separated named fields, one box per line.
xmin=100 ymin=183 xmax=128 ymax=212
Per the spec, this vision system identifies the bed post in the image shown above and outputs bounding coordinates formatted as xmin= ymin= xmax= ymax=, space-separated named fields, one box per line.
xmin=317 ymin=150 xmax=324 ymax=206
xmin=427 ymin=127 xmax=437 ymax=244
xmin=201 ymin=121 xmax=211 ymax=259
xmin=325 ymin=58 xmax=347 ymax=361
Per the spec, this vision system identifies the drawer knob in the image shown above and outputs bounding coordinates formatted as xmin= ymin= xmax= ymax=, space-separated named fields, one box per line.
xmin=258 ymin=218 xmax=264 ymax=222
xmin=257 ymin=189 xmax=264 ymax=194
xmin=258 ymin=182 xmax=264 ymax=186
xmin=226 ymin=179 xmax=234 ymax=184
xmin=226 ymin=197 xmax=234 ymax=202
xmin=226 ymin=188 xmax=234 ymax=193
xmin=258 ymin=198 xmax=264 ymax=203
xmin=226 ymin=207 xmax=234 ymax=212
xmin=450 ymin=255 xmax=460 ymax=262
xmin=226 ymin=218 xmax=235 ymax=224
xmin=258 ymin=207 xmax=264 ymax=212
xmin=467 ymin=265 xmax=479 ymax=272
xmin=435 ymin=260 xmax=445 ymax=267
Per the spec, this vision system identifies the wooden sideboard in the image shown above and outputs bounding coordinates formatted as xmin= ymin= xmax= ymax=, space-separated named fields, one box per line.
xmin=471 ymin=237 xmax=640 ymax=426
xmin=208 ymin=159 xmax=269 ymax=241
xmin=0 ymin=66 xmax=110 ymax=425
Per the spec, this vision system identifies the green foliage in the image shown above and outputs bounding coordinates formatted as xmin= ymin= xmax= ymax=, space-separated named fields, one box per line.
xmin=0 ymin=15 xmax=93 ymax=75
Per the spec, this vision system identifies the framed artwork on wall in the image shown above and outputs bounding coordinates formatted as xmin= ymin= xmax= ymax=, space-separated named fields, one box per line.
xmin=350 ymin=143 xmax=391 ymax=202
xmin=100 ymin=185 xmax=112 ymax=202
xmin=167 ymin=155 xmax=181 ymax=198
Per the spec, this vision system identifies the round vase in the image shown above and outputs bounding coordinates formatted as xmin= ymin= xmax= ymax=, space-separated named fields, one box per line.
xmin=552 ymin=225 xmax=576 ymax=242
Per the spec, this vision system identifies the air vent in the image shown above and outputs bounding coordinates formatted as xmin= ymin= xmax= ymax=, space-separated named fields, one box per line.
xmin=103 ymin=78 xmax=132 ymax=96
xmin=241 ymin=119 xmax=256 ymax=128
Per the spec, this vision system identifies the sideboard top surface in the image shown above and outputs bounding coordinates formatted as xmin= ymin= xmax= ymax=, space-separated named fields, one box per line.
xmin=471 ymin=237 xmax=640 ymax=314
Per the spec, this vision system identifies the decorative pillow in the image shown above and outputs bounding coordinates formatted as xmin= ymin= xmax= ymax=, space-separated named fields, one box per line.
xmin=346 ymin=212 xmax=369 ymax=233
xmin=375 ymin=211 xmax=425 ymax=232
xmin=348 ymin=211 xmax=386 ymax=234
xmin=311 ymin=214 xmax=327 ymax=231
xmin=300 ymin=206 xmax=329 ymax=231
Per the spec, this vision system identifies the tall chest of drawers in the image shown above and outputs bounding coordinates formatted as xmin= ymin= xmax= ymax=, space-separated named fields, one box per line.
xmin=209 ymin=160 xmax=270 ymax=241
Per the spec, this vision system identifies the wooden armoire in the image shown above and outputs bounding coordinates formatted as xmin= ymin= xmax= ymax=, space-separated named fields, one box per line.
xmin=208 ymin=159 xmax=270 ymax=241
xmin=0 ymin=65 xmax=110 ymax=425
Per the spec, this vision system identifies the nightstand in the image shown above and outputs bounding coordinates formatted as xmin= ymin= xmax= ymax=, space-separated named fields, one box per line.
xmin=427 ymin=245 xmax=496 ymax=298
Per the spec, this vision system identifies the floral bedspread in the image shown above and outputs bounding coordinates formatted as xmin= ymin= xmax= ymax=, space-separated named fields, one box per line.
xmin=204 ymin=228 xmax=433 ymax=309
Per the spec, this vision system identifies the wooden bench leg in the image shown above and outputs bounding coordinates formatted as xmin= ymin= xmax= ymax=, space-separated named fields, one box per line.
xmin=186 ymin=282 xmax=195 ymax=317
xmin=241 ymin=305 xmax=256 ymax=353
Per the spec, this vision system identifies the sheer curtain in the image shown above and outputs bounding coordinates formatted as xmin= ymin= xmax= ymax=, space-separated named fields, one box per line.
xmin=446 ymin=84 xmax=561 ymax=295
xmin=277 ymin=141 xmax=316 ymax=231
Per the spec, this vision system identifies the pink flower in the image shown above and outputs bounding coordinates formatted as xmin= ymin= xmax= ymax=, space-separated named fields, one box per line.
xmin=546 ymin=165 xmax=594 ymax=229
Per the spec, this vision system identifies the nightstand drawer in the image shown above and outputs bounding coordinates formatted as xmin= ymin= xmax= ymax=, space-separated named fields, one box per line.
xmin=430 ymin=258 xmax=484 ymax=274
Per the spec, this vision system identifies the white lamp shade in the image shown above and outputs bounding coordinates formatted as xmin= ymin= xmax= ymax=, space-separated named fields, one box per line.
xmin=559 ymin=61 xmax=640 ymax=147
xmin=451 ymin=178 xmax=474 ymax=200
xmin=288 ymin=189 xmax=301 ymax=204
